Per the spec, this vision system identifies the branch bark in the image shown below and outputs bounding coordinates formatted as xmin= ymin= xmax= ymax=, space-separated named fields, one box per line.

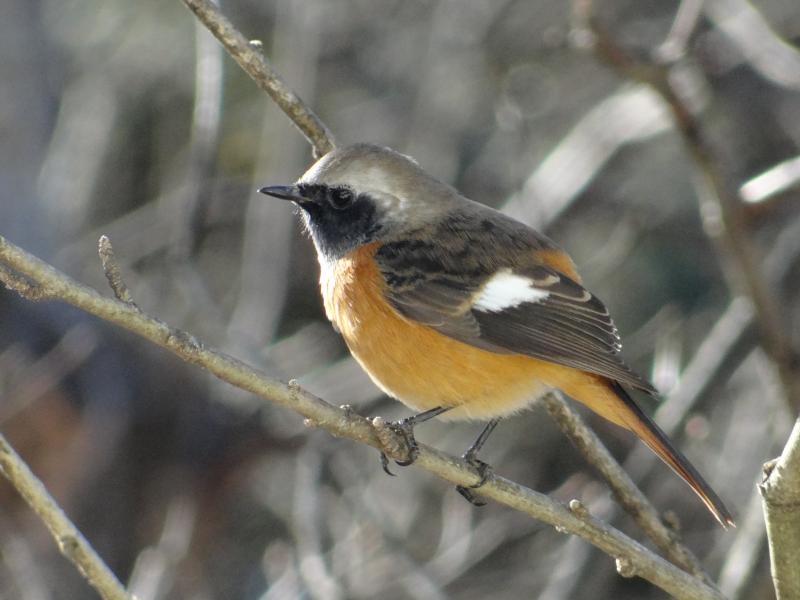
xmin=0 ymin=433 xmax=132 ymax=600
xmin=180 ymin=0 xmax=336 ymax=158
xmin=761 ymin=417 xmax=800 ymax=599
xmin=542 ymin=393 xmax=711 ymax=582
xmin=0 ymin=234 xmax=723 ymax=600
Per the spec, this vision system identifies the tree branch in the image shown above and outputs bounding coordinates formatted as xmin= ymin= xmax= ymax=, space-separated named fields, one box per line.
xmin=572 ymin=0 xmax=800 ymax=412
xmin=0 ymin=433 xmax=132 ymax=600
xmin=0 ymin=234 xmax=723 ymax=600
xmin=760 ymin=416 xmax=800 ymax=599
xmin=541 ymin=393 xmax=711 ymax=582
xmin=179 ymin=0 xmax=336 ymax=158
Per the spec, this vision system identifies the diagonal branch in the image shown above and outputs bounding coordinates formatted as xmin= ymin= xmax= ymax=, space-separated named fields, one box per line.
xmin=542 ymin=393 xmax=711 ymax=581
xmin=179 ymin=0 xmax=336 ymax=158
xmin=0 ymin=433 xmax=132 ymax=600
xmin=0 ymin=233 xmax=723 ymax=600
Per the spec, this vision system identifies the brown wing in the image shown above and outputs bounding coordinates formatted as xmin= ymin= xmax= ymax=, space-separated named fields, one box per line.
xmin=469 ymin=265 xmax=656 ymax=393
xmin=375 ymin=214 xmax=657 ymax=395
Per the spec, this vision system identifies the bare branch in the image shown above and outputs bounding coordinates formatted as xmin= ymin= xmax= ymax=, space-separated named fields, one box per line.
xmin=180 ymin=0 xmax=336 ymax=158
xmin=572 ymin=0 xmax=800 ymax=412
xmin=0 ymin=233 xmax=724 ymax=600
xmin=541 ymin=393 xmax=711 ymax=582
xmin=0 ymin=433 xmax=131 ymax=600
xmin=657 ymin=0 xmax=704 ymax=62
xmin=703 ymin=0 xmax=800 ymax=92
xmin=761 ymin=417 xmax=800 ymax=599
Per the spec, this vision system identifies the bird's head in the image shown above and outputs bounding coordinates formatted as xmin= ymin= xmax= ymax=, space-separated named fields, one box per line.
xmin=259 ymin=143 xmax=459 ymax=260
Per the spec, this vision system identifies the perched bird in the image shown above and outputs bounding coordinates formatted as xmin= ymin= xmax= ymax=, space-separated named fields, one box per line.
xmin=260 ymin=143 xmax=734 ymax=527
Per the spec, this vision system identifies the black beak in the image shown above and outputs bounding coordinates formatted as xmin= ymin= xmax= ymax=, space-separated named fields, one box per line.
xmin=258 ymin=185 xmax=305 ymax=202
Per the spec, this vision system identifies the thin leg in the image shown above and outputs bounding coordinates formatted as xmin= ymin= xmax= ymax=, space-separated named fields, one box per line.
xmin=456 ymin=418 xmax=501 ymax=506
xmin=400 ymin=406 xmax=451 ymax=428
xmin=380 ymin=406 xmax=450 ymax=475
xmin=464 ymin=418 xmax=500 ymax=460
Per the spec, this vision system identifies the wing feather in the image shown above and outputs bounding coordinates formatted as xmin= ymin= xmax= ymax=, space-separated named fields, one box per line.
xmin=374 ymin=213 xmax=656 ymax=395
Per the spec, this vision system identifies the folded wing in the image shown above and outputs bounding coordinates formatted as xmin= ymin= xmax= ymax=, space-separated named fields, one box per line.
xmin=376 ymin=239 xmax=656 ymax=395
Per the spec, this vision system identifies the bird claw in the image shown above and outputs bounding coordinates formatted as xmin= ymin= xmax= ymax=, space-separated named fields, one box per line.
xmin=380 ymin=452 xmax=396 ymax=476
xmin=391 ymin=418 xmax=420 ymax=462
xmin=456 ymin=485 xmax=487 ymax=506
xmin=455 ymin=452 xmax=494 ymax=506
xmin=377 ymin=417 xmax=420 ymax=475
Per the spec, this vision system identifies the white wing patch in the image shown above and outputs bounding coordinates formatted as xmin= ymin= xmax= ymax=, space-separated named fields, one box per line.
xmin=474 ymin=270 xmax=549 ymax=312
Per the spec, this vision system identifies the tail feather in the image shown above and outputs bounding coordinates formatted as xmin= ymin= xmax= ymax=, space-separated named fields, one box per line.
xmin=608 ymin=381 xmax=735 ymax=528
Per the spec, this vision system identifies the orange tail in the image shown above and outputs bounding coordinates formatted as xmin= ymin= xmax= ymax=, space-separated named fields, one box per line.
xmin=558 ymin=372 xmax=735 ymax=527
xmin=606 ymin=381 xmax=734 ymax=528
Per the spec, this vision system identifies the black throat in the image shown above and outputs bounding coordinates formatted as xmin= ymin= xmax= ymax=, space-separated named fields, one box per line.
xmin=298 ymin=186 xmax=384 ymax=260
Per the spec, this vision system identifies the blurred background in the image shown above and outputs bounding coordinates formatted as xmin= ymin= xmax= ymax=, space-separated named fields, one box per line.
xmin=1 ymin=0 xmax=800 ymax=598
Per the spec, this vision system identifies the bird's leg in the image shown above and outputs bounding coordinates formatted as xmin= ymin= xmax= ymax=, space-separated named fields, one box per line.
xmin=456 ymin=418 xmax=500 ymax=506
xmin=380 ymin=406 xmax=450 ymax=475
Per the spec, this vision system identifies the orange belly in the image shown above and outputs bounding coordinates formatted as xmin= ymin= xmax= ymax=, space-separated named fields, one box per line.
xmin=319 ymin=243 xmax=625 ymax=424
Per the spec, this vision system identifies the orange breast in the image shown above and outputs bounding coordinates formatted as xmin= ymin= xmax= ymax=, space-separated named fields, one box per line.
xmin=319 ymin=243 xmax=618 ymax=422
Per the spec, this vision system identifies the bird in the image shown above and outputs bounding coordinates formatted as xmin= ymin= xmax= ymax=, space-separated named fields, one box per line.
xmin=259 ymin=142 xmax=734 ymax=528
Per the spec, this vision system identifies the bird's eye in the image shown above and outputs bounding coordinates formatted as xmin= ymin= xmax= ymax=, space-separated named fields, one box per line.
xmin=328 ymin=187 xmax=355 ymax=210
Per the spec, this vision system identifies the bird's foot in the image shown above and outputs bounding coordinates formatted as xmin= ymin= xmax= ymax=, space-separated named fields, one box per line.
xmin=375 ymin=407 xmax=450 ymax=476
xmin=455 ymin=451 xmax=494 ymax=506
xmin=378 ymin=416 xmax=421 ymax=476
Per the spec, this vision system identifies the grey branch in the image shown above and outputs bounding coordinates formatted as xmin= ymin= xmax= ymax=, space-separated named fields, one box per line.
xmin=760 ymin=417 xmax=800 ymax=600
xmin=0 ymin=233 xmax=724 ymax=600
xmin=0 ymin=433 xmax=132 ymax=600
xmin=541 ymin=393 xmax=711 ymax=582
xmin=180 ymin=0 xmax=336 ymax=158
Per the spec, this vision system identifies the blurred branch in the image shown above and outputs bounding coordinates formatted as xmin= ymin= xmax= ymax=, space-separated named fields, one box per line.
xmin=180 ymin=0 xmax=335 ymax=158
xmin=541 ymin=393 xmax=711 ymax=582
xmin=0 ymin=433 xmax=131 ymax=600
xmin=703 ymin=0 xmax=800 ymax=92
xmin=760 ymin=417 xmax=800 ymax=600
xmin=0 ymin=323 xmax=99 ymax=423
xmin=0 ymin=235 xmax=724 ymax=600
xmin=504 ymin=84 xmax=675 ymax=229
xmin=740 ymin=154 xmax=800 ymax=205
xmin=128 ymin=493 xmax=196 ymax=600
xmin=573 ymin=0 xmax=800 ymax=413
xmin=170 ymin=3 xmax=224 ymax=258
xmin=718 ymin=485 xmax=768 ymax=599
xmin=657 ymin=0 xmax=704 ymax=62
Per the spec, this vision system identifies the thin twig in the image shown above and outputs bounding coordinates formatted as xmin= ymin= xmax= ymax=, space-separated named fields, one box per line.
xmin=169 ymin=6 xmax=224 ymax=259
xmin=0 ymin=234 xmax=723 ymax=600
xmin=760 ymin=417 xmax=800 ymax=600
xmin=541 ymin=392 xmax=711 ymax=582
xmin=180 ymin=0 xmax=336 ymax=158
xmin=98 ymin=235 xmax=137 ymax=307
xmin=0 ymin=433 xmax=132 ymax=600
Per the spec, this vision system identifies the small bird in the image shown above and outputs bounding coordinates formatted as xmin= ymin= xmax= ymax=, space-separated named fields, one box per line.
xmin=260 ymin=143 xmax=734 ymax=528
